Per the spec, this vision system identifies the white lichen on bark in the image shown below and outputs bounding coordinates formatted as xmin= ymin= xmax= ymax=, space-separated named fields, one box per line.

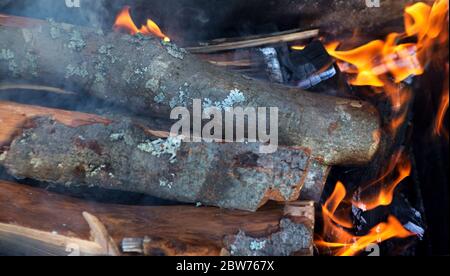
xmin=138 ymin=136 xmax=182 ymax=163
xmin=203 ymin=89 xmax=246 ymax=109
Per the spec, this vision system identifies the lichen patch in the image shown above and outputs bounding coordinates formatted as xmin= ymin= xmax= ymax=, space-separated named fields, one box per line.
xmin=137 ymin=136 xmax=182 ymax=163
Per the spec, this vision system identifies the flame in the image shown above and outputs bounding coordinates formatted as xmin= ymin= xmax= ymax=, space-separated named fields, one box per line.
xmin=433 ymin=63 xmax=449 ymax=138
xmin=316 ymin=181 xmax=414 ymax=256
xmin=316 ymin=151 xmax=413 ymax=255
xmin=316 ymin=215 xmax=413 ymax=256
xmin=113 ymin=6 xmax=170 ymax=42
xmin=323 ymin=181 xmax=353 ymax=229
xmin=325 ymin=39 xmax=422 ymax=87
xmin=325 ymin=0 xmax=448 ymax=135
xmin=327 ymin=0 xmax=448 ymax=86
xmin=353 ymin=151 xmax=411 ymax=211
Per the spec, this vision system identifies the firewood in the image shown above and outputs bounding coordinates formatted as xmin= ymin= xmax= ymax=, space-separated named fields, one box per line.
xmin=186 ymin=29 xmax=319 ymax=54
xmin=0 ymin=101 xmax=327 ymax=211
xmin=0 ymin=83 xmax=76 ymax=95
xmin=0 ymin=14 xmax=380 ymax=166
xmin=0 ymin=180 xmax=314 ymax=256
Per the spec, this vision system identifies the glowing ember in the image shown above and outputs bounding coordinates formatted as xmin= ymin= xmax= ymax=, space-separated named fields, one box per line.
xmin=113 ymin=6 xmax=170 ymax=42
xmin=291 ymin=45 xmax=306 ymax=51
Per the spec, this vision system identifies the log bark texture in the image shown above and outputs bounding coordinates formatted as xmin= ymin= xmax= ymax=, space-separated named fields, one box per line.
xmin=0 ymin=101 xmax=327 ymax=211
xmin=0 ymin=180 xmax=314 ymax=256
xmin=0 ymin=15 xmax=380 ymax=166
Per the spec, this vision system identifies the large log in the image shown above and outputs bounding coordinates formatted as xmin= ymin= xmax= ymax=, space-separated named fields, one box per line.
xmin=0 ymin=180 xmax=314 ymax=256
xmin=0 ymin=101 xmax=328 ymax=210
xmin=0 ymin=14 xmax=380 ymax=166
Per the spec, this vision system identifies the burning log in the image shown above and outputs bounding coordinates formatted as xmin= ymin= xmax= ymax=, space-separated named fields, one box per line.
xmin=0 ymin=180 xmax=315 ymax=256
xmin=0 ymin=14 xmax=380 ymax=166
xmin=0 ymin=101 xmax=328 ymax=210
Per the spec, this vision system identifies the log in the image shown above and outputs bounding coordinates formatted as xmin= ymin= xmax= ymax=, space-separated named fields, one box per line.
xmin=0 ymin=101 xmax=327 ymax=210
xmin=0 ymin=180 xmax=314 ymax=256
xmin=0 ymin=14 xmax=380 ymax=166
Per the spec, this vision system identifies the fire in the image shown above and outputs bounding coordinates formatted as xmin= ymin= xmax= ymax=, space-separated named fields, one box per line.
xmin=322 ymin=181 xmax=353 ymax=229
xmin=316 ymin=215 xmax=413 ymax=256
xmin=326 ymin=0 xmax=448 ymax=87
xmin=352 ymin=151 xmax=411 ymax=211
xmin=433 ymin=63 xmax=449 ymax=138
xmin=325 ymin=39 xmax=422 ymax=87
xmin=323 ymin=0 xmax=449 ymax=134
xmin=316 ymin=181 xmax=414 ymax=256
xmin=315 ymin=1 xmax=447 ymax=255
xmin=316 ymin=151 xmax=414 ymax=255
xmin=113 ymin=6 xmax=170 ymax=42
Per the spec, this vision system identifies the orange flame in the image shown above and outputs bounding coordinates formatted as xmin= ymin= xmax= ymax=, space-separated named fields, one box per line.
xmin=326 ymin=0 xmax=448 ymax=87
xmin=433 ymin=63 xmax=449 ymax=138
xmin=352 ymin=151 xmax=412 ymax=211
xmin=324 ymin=0 xmax=448 ymax=135
xmin=113 ymin=6 xmax=170 ymax=42
xmin=323 ymin=181 xmax=353 ymax=229
xmin=316 ymin=151 xmax=414 ymax=255
xmin=316 ymin=181 xmax=414 ymax=256
xmin=325 ymin=39 xmax=422 ymax=87
xmin=316 ymin=215 xmax=413 ymax=256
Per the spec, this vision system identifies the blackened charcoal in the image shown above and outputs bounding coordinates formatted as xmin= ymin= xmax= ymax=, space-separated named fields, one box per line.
xmin=279 ymin=40 xmax=336 ymax=89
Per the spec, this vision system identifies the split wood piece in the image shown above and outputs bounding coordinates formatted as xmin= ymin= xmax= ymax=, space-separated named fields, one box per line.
xmin=0 ymin=83 xmax=76 ymax=95
xmin=0 ymin=101 xmax=112 ymax=148
xmin=0 ymin=180 xmax=314 ymax=256
xmin=0 ymin=101 xmax=327 ymax=210
xmin=0 ymin=14 xmax=380 ymax=166
xmin=186 ymin=29 xmax=319 ymax=54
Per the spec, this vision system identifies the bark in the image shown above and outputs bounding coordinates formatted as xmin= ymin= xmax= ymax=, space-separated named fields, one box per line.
xmin=0 ymin=180 xmax=314 ymax=256
xmin=0 ymin=15 xmax=380 ymax=166
xmin=0 ymin=101 xmax=327 ymax=211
